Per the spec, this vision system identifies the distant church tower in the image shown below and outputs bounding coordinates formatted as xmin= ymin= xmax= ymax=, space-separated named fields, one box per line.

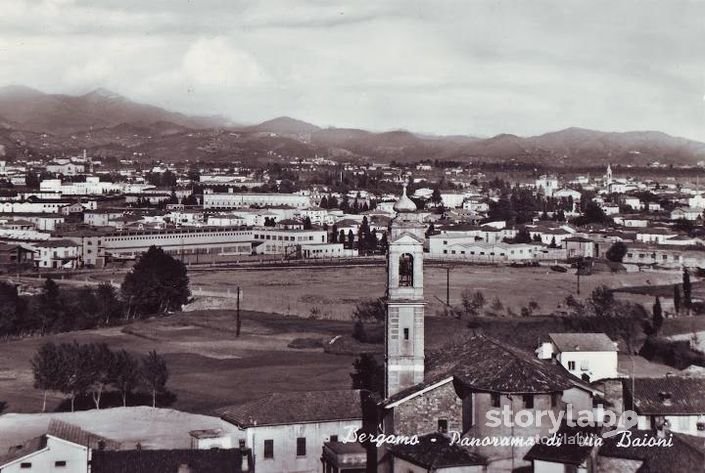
xmin=605 ymin=163 xmax=613 ymax=187
xmin=385 ymin=182 xmax=425 ymax=398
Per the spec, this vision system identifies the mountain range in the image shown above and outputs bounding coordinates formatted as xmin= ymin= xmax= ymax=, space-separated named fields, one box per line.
xmin=1 ymin=85 xmax=704 ymax=166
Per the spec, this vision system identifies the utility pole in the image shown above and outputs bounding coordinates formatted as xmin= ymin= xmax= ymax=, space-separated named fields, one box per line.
xmin=576 ymin=259 xmax=582 ymax=295
xmin=236 ymin=286 xmax=241 ymax=337
xmin=446 ymin=266 xmax=450 ymax=307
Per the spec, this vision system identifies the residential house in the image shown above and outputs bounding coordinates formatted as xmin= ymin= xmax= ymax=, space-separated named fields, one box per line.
xmin=627 ymin=377 xmax=705 ymax=437
xmin=0 ymin=420 xmax=119 ymax=473
xmin=218 ymin=390 xmax=363 ymax=473
xmin=33 ymin=239 xmax=81 ymax=269
xmin=536 ymin=333 xmax=619 ymax=383
xmin=671 ymin=207 xmax=702 ymax=221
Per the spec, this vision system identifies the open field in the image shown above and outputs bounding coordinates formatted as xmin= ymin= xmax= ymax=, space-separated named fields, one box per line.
xmin=0 ymin=310 xmax=358 ymax=415
xmin=183 ymin=265 xmax=685 ymax=319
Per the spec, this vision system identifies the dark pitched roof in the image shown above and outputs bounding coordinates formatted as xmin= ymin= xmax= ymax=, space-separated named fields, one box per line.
xmin=47 ymin=419 xmax=121 ymax=450
xmin=627 ymin=377 xmax=705 ymax=415
xmin=388 ymin=433 xmax=486 ymax=468
xmin=219 ymin=389 xmax=364 ymax=427
xmin=91 ymin=449 xmax=251 ymax=473
xmin=0 ymin=436 xmax=46 ymax=467
xmin=524 ymin=424 xmax=601 ymax=465
xmin=427 ymin=334 xmax=576 ymax=393
xmin=382 ymin=373 xmax=453 ymax=407
xmin=549 ymin=333 xmax=617 ymax=352
xmin=599 ymin=430 xmax=704 ymax=473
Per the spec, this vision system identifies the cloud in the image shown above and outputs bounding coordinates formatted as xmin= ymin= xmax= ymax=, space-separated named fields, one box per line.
xmin=0 ymin=0 xmax=703 ymax=140
xmin=182 ymin=37 xmax=270 ymax=89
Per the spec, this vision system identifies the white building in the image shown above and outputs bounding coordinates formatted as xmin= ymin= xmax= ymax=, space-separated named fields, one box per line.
xmin=218 ymin=390 xmax=363 ymax=473
xmin=537 ymin=333 xmax=619 ymax=383
xmin=535 ymin=175 xmax=559 ymax=196
xmin=0 ymin=420 xmax=119 ymax=473
xmin=629 ymin=377 xmax=705 ymax=437
xmin=203 ymin=191 xmax=312 ymax=209
xmin=33 ymin=239 xmax=81 ymax=269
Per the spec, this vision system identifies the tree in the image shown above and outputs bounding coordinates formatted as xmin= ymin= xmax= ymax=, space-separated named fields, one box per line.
xmin=674 ymin=284 xmax=682 ymax=315
xmin=339 ymin=229 xmax=346 ymax=246
xmin=461 ymin=290 xmax=486 ymax=318
xmin=350 ymin=354 xmax=384 ymax=396
xmin=112 ymin=350 xmax=140 ymax=407
xmin=31 ymin=342 xmax=62 ymax=412
xmin=331 ymin=224 xmax=338 ymax=243
xmin=347 ymin=230 xmax=355 ymax=249
xmin=573 ymin=201 xmax=611 ymax=227
xmin=121 ymin=246 xmax=190 ymax=318
xmin=380 ymin=232 xmax=389 ymax=254
xmin=96 ymin=283 xmax=122 ymax=325
xmin=303 ymin=216 xmax=312 ymax=230
xmin=425 ymin=223 xmax=436 ymax=238
xmin=549 ymin=236 xmax=558 ymax=248
xmin=430 ymin=188 xmax=443 ymax=207
xmin=85 ymin=343 xmax=116 ymax=409
xmin=683 ymin=268 xmax=692 ymax=311
xmin=514 ymin=227 xmax=532 ymax=244
xmin=319 ymin=196 xmax=329 ymax=209
xmin=142 ymin=350 xmax=169 ymax=408
xmin=37 ymin=278 xmax=67 ymax=334
xmin=652 ymin=297 xmax=664 ymax=334
xmin=352 ymin=299 xmax=386 ymax=324
xmin=0 ymin=282 xmax=25 ymax=336
xmin=606 ymin=242 xmax=628 ymax=263
xmin=57 ymin=342 xmax=94 ymax=412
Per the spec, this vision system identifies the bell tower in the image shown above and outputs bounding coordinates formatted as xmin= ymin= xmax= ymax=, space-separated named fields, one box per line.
xmin=385 ymin=183 xmax=425 ymax=398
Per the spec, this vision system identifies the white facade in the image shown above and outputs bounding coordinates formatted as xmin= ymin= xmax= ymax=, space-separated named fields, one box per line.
xmin=203 ymin=192 xmax=312 ymax=209
xmin=0 ymin=436 xmax=89 ymax=473
xmin=233 ymin=420 xmax=361 ymax=473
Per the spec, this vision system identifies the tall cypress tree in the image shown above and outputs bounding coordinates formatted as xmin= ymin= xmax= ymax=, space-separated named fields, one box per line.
xmin=683 ymin=268 xmax=692 ymax=311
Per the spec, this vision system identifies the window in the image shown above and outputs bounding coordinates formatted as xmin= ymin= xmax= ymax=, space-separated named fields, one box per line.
xmin=438 ymin=419 xmax=448 ymax=433
xmin=491 ymin=393 xmax=500 ymax=408
xmin=264 ymin=439 xmax=274 ymax=459
xmin=20 ymin=462 xmax=32 ymax=469
xmin=296 ymin=437 xmax=306 ymax=456
xmin=403 ymin=328 xmax=409 ymax=340
xmin=330 ymin=435 xmax=338 ymax=442
xmin=567 ymin=361 xmax=576 ymax=370
xmin=523 ymin=394 xmax=534 ymax=409
xmin=55 ymin=461 xmax=67 ymax=467
xmin=551 ymin=393 xmax=561 ymax=408
xmin=399 ymin=254 xmax=414 ymax=286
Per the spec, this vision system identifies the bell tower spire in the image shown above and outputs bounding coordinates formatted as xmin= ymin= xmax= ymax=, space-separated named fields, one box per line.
xmin=385 ymin=182 xmax=425 ymax=398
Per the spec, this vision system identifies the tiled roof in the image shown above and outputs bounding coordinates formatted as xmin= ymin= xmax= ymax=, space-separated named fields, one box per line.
xmin=627 ymin=377 xmax=705 ymax=415
xmin=389 ymin=433 xmax=486 ymax=468
xmin=0 ymin=436 xmax=46 ymax=467
xmin=91 ymin=449 xmax=251 ymax=473
xmin=549 ymin=333 xmax=617 ymax=352
xmin=219 ymin=389 xmax=364 ymax=427
xmin=426 ymin=334 xmax=577 ymax=394
xmin=599 ymin=430 xmax=704 ymax=473
xmin=47 ymin=419 xmax=121 ymax=450
xmin=34 ymin=239 xmax=80 ymax=248
xmin=524 ymin=424 xmax=600 ymax=465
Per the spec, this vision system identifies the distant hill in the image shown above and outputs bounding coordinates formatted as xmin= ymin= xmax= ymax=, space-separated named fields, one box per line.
xmin=246 ymin=116 xmax=321 ymax=135
xmin=0 ymin=85 xmax=226 ymax=134
xmin=1 ymin=85 xmax=705 ymax=166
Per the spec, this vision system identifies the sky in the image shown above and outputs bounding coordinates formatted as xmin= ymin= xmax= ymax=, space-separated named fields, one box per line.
xmin=1 ymin=0 xmax=704 ymax=140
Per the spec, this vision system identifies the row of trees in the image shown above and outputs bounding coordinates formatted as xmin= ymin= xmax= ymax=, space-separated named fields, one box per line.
xmin=0 ymin=247 xmax=190 ymax=337
xmin=32 ymin=342 xmax=169 ymax=412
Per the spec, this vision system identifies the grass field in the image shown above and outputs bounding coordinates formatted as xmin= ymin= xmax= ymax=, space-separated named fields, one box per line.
xmin=0 ymin=264 xmax=696 ymax=417
xmin=0 ymin=310 xmax=358 ymax=415
xmin=185 ymin=265 xmax=684 ymax=319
